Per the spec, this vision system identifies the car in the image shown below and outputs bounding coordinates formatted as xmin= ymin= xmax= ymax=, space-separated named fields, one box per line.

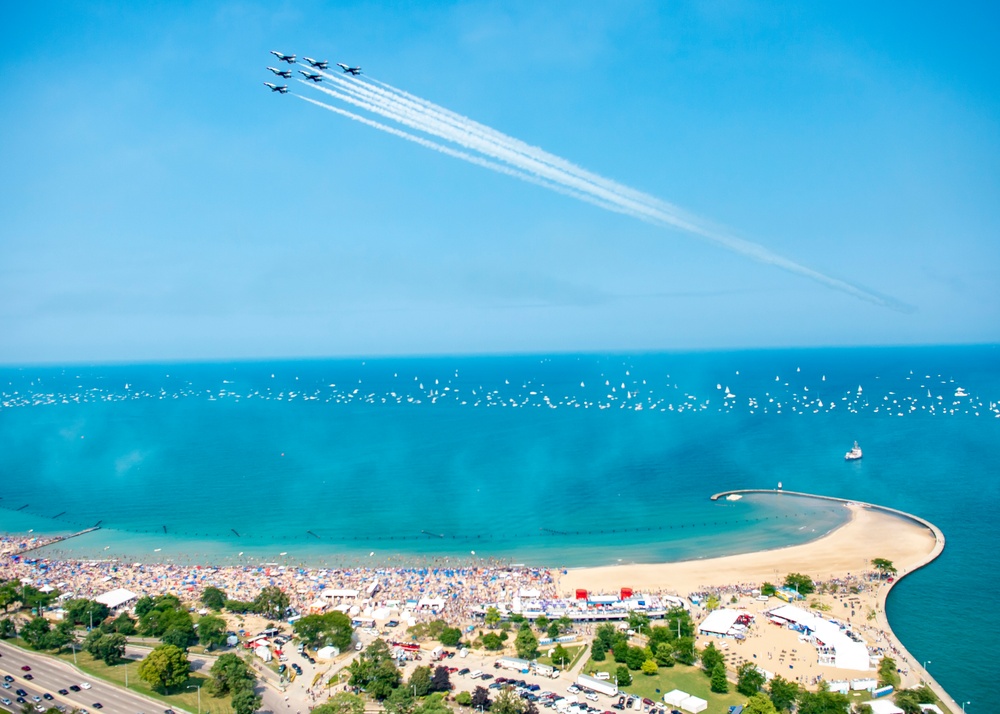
xmin=16 ymin=698 xmax=27 ymax=705
xmin=488 ymin=683 xmax=502 ymax=690
xmin=58 ymin=690 xmax=69 ymax=696
xmin=36 ymin=705 xmax=46 ymax=713
xmin=3 ymin=676 xmax=12 ymax=682
xmin=70 ymin=686 xmax=82 ymax=692
xmin=586 ymin=694 xmax=599 ymax=703
xmin=164 ymin=710 xmax=176 ymax=714
xmin=93 ymin=704 xmax=104 ymax=709
xmin=1 ymin=682 xmax=9 ymax=690
xmin=458 ymin=668 xmax=470 ymax=676
xmin=24 ymin=675 xmax=33 ymax=681
xmin=21 ymin=667 xmax=31 ymax=672
xmin=568 ymin=686 xmax=580 ymax=694
xmin=16 ymin=690 xmax=27 ymax=697
xmin=80 ymin=683 xmax=92 ymax=690
xmin=44 ymin=694 xmax=54 ymax=700
xmin=33 ymin=696 xmax=42 ymax=703
xmin=481 ymin=674 xmax=493 ymax=681
xmin=278 ymin=665 xmax=287 ymax=674
xmin=0 ymin=699 xmax=10 ymax=706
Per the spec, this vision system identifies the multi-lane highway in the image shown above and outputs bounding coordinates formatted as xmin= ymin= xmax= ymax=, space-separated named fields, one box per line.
xmin=0 ymin=640 xmax=186 ymax=714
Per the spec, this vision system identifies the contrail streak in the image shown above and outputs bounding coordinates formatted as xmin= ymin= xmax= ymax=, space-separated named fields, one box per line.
xmin=295 ymin=92 xmax=627 ymax=214
xmin=295 ymin=69 xmax=910 ymax=310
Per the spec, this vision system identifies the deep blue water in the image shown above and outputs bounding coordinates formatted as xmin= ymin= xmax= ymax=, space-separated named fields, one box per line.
xmin=0 ymin=345 xmax=996 ymax=706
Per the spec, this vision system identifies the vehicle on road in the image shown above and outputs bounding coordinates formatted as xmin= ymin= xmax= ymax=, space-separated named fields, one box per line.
xmin=80 ymin=683 xmax=92 ymax=690
xmin=58 ymin=690 xmax=69 ymax=696
xmin=93 ymin=703 xmax=103 ymax=709
xmin=1 ymin=698 xmax=10 ymax=706
xmin=69 ymin=686 xmax=81 ymax=692
xmin=43 ymin=693 xmax=54 ymax=700
xmin=15 ymin=690 xmax=27 ymax=697
xmin=23 ymin=675 xmax=33 ymax=681
xmin=21 ymin=667 xmax=30 ymax=672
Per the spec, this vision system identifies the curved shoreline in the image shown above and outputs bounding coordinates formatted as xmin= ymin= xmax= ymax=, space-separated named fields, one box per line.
xmin=563 ymin=489 xmax=961 ymax=714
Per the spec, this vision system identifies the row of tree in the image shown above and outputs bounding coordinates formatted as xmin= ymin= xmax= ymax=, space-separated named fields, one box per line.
xmin=199 ymin=584 xmax=290 ymax=620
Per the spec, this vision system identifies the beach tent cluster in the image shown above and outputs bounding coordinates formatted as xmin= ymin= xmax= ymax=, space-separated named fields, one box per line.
xmin=766 ymin=604 xmax=870 ymax=670
xmin=663 ymin=690 xmax=707 ymax=713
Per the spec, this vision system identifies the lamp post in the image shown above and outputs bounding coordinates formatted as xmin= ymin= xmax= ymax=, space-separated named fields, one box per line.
xmin=962 ymin=702 xmax=970 ymax=714
xmin=187 ymin=683 xmax=201 ymax=714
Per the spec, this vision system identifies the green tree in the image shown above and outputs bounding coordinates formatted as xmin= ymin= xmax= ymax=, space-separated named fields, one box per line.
xmin=783 ymin=573 xmax=815 ymax=595
xmin=0 ymin=581 xmax=21 ymax=613
xmin=492 ymin=688 xmax=526 ymax=714
xmin=440 ymin=627 xmax=462 ymax=647
xmin=515 ymin=625 xmax=538 ymax=659
xmin=737 ymin=661 xmax=766 ymax=696
xmin=0 ymin=618 xmax=15 ymax=639
xmin=293 ymin=612 xmax=353 ymax=651
xmin=894 ymin=687 xmax=935 ymax=714
xmin=252 ymin=586 xmax=289 ymax=619
xmin=704 ymin=595 xmax=720 ymax=612
xmin=654 ymin=643 xmax=674 ymax=667
xmin=415 ymin=692 xmax=453 ymax=714
xmin=672 ymin=637 xmax=696 ymax=665
xmin=797 ymin=684 xmax=850 ymax=714
xmin=385 ymin=687 xmax=415 ymax=714
xmin=231 ymin=682 xmax=262 ymax=714
xmin=20 ymin=616 xmax=51 ymax=649
xmin=591 ymin=638 xmax=607 ymax=662
xmin=625 ymin=646 xmax=646 ymax=670
xmin=410 ymin=666 xmax=433 ymax=697
xmin=744 ymin=694 xmax=779 ymax=714
xmin=66 ymin=599 xmax=111 ymax=628
xmin=137 ymin=644 xmax=191 ymax=692
xmin=209 ymin=653 xmax=254 ymax=697
xmin=710 ymin=662 xmax=729 ymax=693
xmin=94 ymin=633 xmax=127 ymax=665
xmin=201 ymin=586 xmax=227 ymax=611
xmin=871 ymin=559 xmax=897 ymax=578
xmin=700 ymin=642 xmax=724 ymax=675
xmin=612 ymin=640 xmax=628 ymax=663
xmin=664 ymin=608 xmax=695 ymax=639
xmin=197 ymin=614 xmax=228 ymax=649
xmin=760 ymin=583 xmax=777 ymax=597
xmin=484 ymin=607 xmax=501 ymax=629
xmin=103 ymin=612 xmax=137 ymax=635
xmin=348 ymin=639 xmax=401 ymax=700
xmin=546 ymin=623 xmax=560 ymax=640
xmin=135 ymin=596 xmax=155 ymax=618
xmin=641 ymin=659 xmax=658 ymax=676
xmin=877 ymin=657 xmax=899 ymax=687
xmin=768 ymin=676 xmax=799 ymax=712
xmin=615 ymin=665 xmax=631 ymax=687
xmin=551 ymin=644 xmax=570 ymax=669
xmin=455 ymin=691 xmax=472 ymax=707
xmin=313 ymin=693 xmax=366 ymax=714
xmin=534 ymin=615 xmax=549 ymax=632
xmin=482 ymin=632 xmax=503 ymax=650
xmin=595 ymin=623 xmax=618 ymax=649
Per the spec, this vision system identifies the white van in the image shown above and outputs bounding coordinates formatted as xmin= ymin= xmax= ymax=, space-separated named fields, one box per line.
xmin=459 ymin=648 xmax=469 ymax=658
xmin=470 ymin=670 xmax=483 ymax=679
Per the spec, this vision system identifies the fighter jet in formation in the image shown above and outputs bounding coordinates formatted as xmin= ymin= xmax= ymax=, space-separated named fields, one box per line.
xmin=298 ymin=70 xmax=323 ymax=82
xmin=337 ymin=63 xmax=362 ymax=76
xmin=270 ymin=50 xmax=296 ymax=63
xmin=263 ymin=82 xmax=289 ymax=93
xmin=303 ymin=57 xmax=329 ymax=70
xmin=266 ymin=66 xmax=292 ymax=78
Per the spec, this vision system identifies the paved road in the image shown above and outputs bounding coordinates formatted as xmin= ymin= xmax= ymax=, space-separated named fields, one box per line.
xmin=0 ymin=640 xmax=184 ymax=714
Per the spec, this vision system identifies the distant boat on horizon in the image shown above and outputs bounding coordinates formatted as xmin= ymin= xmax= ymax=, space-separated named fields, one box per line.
xmin=845 ymin=441 xmax=863 ymax=461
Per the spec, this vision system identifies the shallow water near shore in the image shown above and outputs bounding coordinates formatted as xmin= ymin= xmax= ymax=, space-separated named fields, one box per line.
xmin=1 ymin=345 xmax=997 ymax=706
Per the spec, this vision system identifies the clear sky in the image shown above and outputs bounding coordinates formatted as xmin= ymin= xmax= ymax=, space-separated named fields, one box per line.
xmin=1 ymin=1 xmax=998 ymax=364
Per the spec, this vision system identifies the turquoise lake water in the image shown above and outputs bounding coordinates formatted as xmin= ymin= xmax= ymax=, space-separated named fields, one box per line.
xmin=0 ymin=345 xmax=996 ymax=706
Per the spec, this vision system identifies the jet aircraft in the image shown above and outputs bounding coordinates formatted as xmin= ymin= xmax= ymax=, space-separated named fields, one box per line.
xmin=303 ymin=57 xmax=329 ymax=70
xmin=337 ymin=63 xmax=362 ymax=75
xmin=266 ymin=66 xmax=292 ymax=78
xmin=263 ymin=82 xmax=289 ymax=93
xmin=298 ymin=70 xmax=323 ymax=82
xmin=270 ymin=50 xmax=296 ymax=63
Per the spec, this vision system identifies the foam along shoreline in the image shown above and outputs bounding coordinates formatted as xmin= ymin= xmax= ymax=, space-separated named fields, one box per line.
xmin=559 ymin=491 xmax=953 ymax=711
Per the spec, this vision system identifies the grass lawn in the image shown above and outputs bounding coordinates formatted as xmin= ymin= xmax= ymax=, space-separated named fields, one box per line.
xmin=537 ymin=645 xmax=587 ymax=671
xmin=583 ymin=659 xmax=745 ymax=714
xmin=48 ymin=649 xmax=234 ymax=714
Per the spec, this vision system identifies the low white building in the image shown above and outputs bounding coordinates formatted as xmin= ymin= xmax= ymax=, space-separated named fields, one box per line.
xmin=95 ymin=588 xmax=138 ymax=611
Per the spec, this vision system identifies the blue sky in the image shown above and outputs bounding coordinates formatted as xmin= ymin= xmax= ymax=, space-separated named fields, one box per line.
xmin=1 ymin=1 xmax=998 ymax=363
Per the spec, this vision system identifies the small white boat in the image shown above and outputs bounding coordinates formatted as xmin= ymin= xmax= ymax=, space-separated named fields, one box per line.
xmin=845 ymin=441 xmax=863 ymax=461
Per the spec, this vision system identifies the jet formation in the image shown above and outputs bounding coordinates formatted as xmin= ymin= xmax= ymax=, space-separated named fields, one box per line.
xmin=263 ymin=51 xmax=362 ymax=94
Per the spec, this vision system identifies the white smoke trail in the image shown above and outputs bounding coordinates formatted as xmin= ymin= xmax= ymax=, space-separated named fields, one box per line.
xmin=295 ymin=93 xmax=627 ymax=215
xmin=296 ymin=72 xmax=909 ymax=310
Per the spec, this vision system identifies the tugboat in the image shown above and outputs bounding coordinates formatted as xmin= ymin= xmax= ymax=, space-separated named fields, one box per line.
xmin=844 ymin=441 xmax=863 ymax=461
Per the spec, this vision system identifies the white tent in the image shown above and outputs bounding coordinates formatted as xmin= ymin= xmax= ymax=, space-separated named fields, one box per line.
xmin=699 ymin=609 xmax=742 ymax=637
xmin=254 ymin=645 xmax=272 ymax=662
xmin=868 ymin=702 xmax=904 ymax=714
xmin=317 ymin=646 xmax=340 ymax=659
xmin=663 ymin=690 xmax=689 ymax=707
xmin=95 ymin=588 xmax=138 ymax=610
xmin=681 ymin=696 xmax=708 ymax=714
xmin=767 ymin=604 xmax=870 ymax=670
xmin=322 ymin=589 xmax=359 ymax=599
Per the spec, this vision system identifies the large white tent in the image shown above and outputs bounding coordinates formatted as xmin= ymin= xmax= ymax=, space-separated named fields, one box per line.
xmin=698 ymin=609 xmax=742 ymax=637
xmin=663 ymin=690 xmax=689 ymax=707
xmin=868 ymin=701 xmax=904 ymax=714
xmin=95 ymin=587 xmax=138 ymax=610
xmin=681 ymin=696 xmax=708 ymax=714
xmin=767 ymin=605 xmax=870 ymax=670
